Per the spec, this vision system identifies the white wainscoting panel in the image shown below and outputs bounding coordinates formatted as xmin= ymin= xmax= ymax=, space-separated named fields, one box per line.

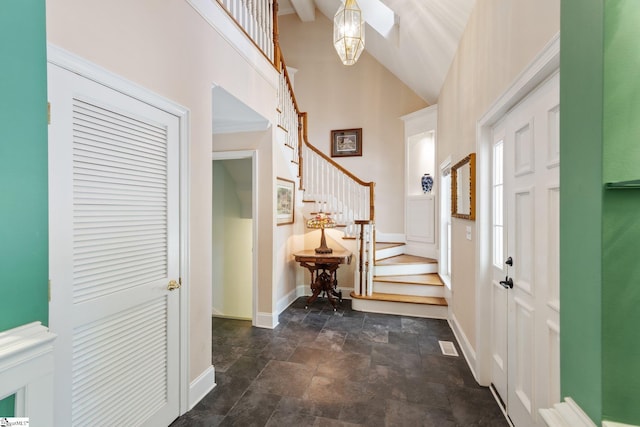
xmin=0 ymin=322 xmax=56 ymax=425
xmin=406 ymin=195 xmax=435 ymax=244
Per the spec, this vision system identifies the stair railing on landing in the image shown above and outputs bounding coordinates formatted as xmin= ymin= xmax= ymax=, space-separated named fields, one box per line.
xmin=298 ymin=113 xmax=375 ymax=236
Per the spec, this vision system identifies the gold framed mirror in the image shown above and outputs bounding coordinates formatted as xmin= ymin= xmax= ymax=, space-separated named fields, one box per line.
xmin=451 ymin=153 xmax=476 ymax=220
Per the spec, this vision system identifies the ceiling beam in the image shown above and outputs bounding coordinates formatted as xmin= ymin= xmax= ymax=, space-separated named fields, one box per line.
xmin=291 ymin=0 xmax=316 ymax=22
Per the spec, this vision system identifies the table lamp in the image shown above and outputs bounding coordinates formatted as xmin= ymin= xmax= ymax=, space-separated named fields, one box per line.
xmin=307 ymin=212 xmax=336 ymax=254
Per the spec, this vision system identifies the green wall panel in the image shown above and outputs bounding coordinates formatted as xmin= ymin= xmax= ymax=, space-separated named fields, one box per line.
xmin=603 ymin=0 xmax=640 ymax=184
xmin=559 ymin=0 xmax=603 ymax=422
xmin=602 ymin=1 xmax=640 ymax=423
xmin=0 ymin=0 xmax=48 ymax=417
xmin=602 ymin=191 xmax=640 ymax=424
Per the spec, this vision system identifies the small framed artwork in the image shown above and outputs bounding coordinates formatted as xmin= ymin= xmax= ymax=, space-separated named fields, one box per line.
xmin=276 ymin=177 xmax=295 ymax=225
xmin=331 ymin=128 xmax=362 ymax=157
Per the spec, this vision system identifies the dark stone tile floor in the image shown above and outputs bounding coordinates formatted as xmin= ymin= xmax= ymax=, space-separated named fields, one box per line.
xmin=170 ymin=297 xmax=508 ymax=427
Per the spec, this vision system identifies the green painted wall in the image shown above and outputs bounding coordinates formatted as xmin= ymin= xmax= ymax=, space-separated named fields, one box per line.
xmin=0 ymin=0 xmax=48 ymax=417
xmin=562 ymin=0 xmax=640 ymax=424
xmin=602 ymin=1 xmax=640 ymax=423
xmin=560 ymin=0 xmax=603 ymax=422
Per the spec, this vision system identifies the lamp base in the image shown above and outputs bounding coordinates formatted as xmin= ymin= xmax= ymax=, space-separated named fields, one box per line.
xmin=314 ymin=228 xmax=333 ymax=254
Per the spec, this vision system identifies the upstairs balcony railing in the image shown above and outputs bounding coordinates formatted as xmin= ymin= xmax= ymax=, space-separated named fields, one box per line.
xmin=216 ymin=0 xmax=277 ymax=64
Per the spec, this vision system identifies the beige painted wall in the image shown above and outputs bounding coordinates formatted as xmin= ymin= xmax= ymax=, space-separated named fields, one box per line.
xmin=437 ymin=0 xmax=559 ymax=349
xmin=278 ymin=13 xmax=427 ymax=234
xmin=47 ymin=0 xmax=278 ymax=382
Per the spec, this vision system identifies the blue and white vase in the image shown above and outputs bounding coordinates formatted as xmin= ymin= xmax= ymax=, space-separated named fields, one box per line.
xmin=421 ymin=173 xmax=433 ymax=193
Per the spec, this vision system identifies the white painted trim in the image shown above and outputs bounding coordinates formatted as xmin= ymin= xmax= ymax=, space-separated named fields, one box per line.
xmin=186 ymin=0 xmax=278 ymax=90
xmin=277 ymin=287 xmax=299 ymax=314
xmin=474 ymin=33 xmax=560 ymax=386
xmin=212 ymin=149 xmax=259 ymax=327
xmin=0 ymin=322 xmax=56 ymax=425
xmin=179 ymin=109 xmax=192 ymax=416
xmin=188 ymin=365 xmax=216 ymax=410
xmin=213 ymin=120 xmax=271 ymax=134
xmin=439 ymin=155 xmax=452 ymax=288
xmin=603 ymin=422 xmax=640 ymax=427
xmin=539 ymin=398 xmax=596 ymax=427
xmin=47 ymin=43 xmax=192 ymax=416
xmin=47 ymin=45 xmax=189 ymax=117
xmin=448 ymin=313 xmax=479 ymax=383
xmin=255 ymin=312 xmax=279 ymax=329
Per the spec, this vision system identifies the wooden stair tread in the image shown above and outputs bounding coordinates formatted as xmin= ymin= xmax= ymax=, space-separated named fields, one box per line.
xmin=374 ymin=273 xmax=444 ymax=286
xmin=375 ymin=242 xmax=405 ymax=250
xmin=350 ymin=291 xmax=447 ymax=306
xmin=376 ymin=254 xmax=437 ymax=265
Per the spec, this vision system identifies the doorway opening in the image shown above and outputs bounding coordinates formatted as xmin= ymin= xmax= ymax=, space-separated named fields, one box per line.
xmin=212 ymin=153 xmax=256 ymax=321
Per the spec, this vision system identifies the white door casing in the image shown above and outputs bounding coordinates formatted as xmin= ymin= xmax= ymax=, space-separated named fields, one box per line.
xmin=48 ymin=61 xmax=182 ymax=426
xmin=489 ymin=72 xmax=560 ymax=427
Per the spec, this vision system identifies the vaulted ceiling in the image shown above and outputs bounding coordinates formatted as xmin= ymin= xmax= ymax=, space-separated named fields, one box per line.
xmin=278 ymin=0 xmax=476 ymax=104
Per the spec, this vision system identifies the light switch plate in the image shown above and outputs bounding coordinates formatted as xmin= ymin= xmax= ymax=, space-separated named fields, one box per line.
xmin=466 ymin=226 xmax=472 ymax=240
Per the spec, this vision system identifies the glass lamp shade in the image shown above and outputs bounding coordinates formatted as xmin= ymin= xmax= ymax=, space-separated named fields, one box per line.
xmin=333 ymin=0 xmax=365 ymax=66
xmin=307 ymin=213 xmax=336 ymax=254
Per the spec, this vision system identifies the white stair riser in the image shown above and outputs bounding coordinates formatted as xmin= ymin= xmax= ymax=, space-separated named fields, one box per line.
xmin=351 ymin=298 xmax=447 ymax=319
xmin=375 ymin=245 xmax=406 ymax=259
xmin=373 ymin=281 xmax=444 ymax=298
xmin=375 ymin=263 xmax=438 ymax=276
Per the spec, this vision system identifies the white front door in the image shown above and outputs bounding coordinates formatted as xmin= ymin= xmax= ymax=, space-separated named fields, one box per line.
xmin=490 ymin=72 xmax=560 ymax=426
xmin=48 ymin=63 xmax=181 ymax=426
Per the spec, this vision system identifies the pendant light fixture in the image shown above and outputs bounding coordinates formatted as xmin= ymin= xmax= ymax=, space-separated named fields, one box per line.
xmin=333 ymin=0 xmax=365 ymax=66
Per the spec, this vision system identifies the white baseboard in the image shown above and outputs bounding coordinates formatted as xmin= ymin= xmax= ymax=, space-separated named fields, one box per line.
xmin=255 ymin=311 xmax=278 ymax=329
xmin=189 ymin=365 xmax=216 ymax=410
xmin=448 ymin=313 xmax=479 ymax=383
xmin=539 ymin=397 xmax=596 ymax=427
xmin=277 ymin=287 xmax=300 ymax=314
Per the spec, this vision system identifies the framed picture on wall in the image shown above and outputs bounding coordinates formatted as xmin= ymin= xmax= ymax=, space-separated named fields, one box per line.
xmin=331 ymin=128 xmax=362 ymax=157
xmin=276 ymin=177 xmax=295 ymax=225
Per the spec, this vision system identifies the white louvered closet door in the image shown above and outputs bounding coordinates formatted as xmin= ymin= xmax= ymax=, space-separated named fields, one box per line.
xmin=48 ymin=63 xmax=180 ymax=427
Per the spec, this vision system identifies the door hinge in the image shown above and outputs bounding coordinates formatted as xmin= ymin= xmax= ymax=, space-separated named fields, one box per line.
xmin=48 ymin=279 xmax=51 ymax=302
xmin=179 ymin=277 xmax=182 ymax=287
xmin=48 ymin=102 xmax=51 ymax=125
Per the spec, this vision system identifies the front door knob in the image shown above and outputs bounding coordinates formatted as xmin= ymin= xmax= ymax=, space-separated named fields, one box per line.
xmin=499 ymin=276 xmax=514 ymax=289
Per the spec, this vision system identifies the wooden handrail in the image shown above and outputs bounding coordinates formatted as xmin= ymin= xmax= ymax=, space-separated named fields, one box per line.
xmin=298 ymin=113 xmax=375 ymax=221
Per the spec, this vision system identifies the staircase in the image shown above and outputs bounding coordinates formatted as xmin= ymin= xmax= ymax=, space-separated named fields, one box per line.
xmin=350 ymin=242 xmax=448 ymax=319
xmin=276 ymin=47 xmax=446 ymax=320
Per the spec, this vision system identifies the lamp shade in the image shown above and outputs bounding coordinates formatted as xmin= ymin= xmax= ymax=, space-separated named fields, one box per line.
xmin=306 ymin=212 xmax=336 ymax=230
xmin=333 ymin=0 xmax=365 ymax=66
xmin=307 ymin=213 xmax=336 ymax=254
